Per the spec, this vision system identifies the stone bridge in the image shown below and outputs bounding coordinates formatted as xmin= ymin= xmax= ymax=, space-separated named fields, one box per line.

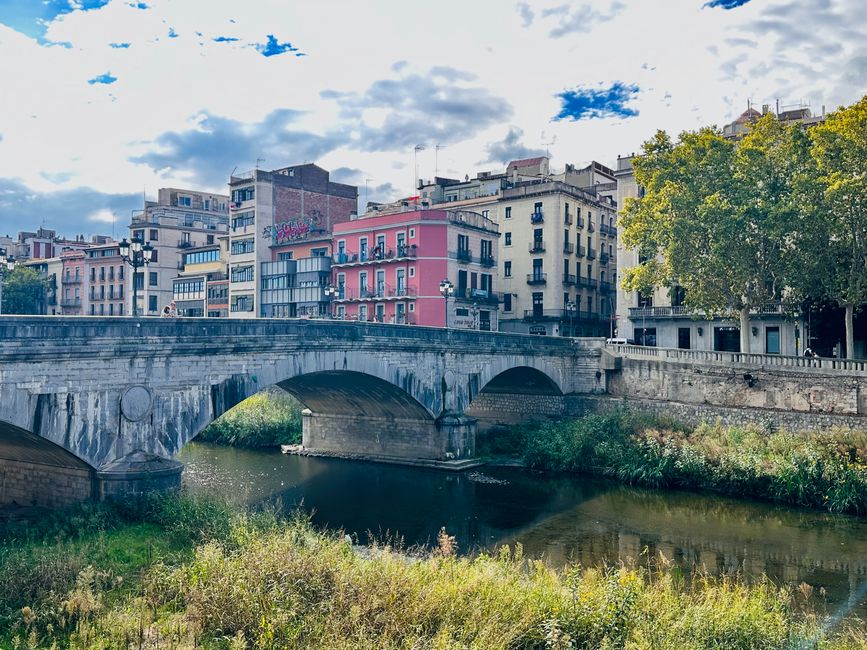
xmin=0 ymin=317 xmax=604 ymax=507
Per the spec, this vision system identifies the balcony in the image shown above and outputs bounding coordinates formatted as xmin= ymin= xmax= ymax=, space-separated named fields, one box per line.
xmin=529 ymin=241 xmax=545 ymax=254
xmin=575 ymin=215 xmax=585 ymax=228
xmin=588 ymin=221 xmax=595 ymax=233
xmin=333 ymin=245 xmax=418 ymax=266
xmin=530 ymin=210 xmax=544 ymax=224
xmin=599 ymin=280 xmax=614 ymax=293
xmin=455 ymin=248 xmax=472 ymax=263
xmin=575 ymin=245 xmax=586 ymax=258
xmin=627 ymin=302 xmax=790 ymax=319
xmin=522 ymin=308 xmax=603 ymax=322
xmin=562 ymin=273 xmax=577 ymax=285
xmin=564 ymin=212 xmax=573 ymax=225
xmin=599 ymin=223 xmax=610 ymax=236
xmin=578 ymin=276 xmax=597 ymax=289
xmin=458 ymin=287 xmax=499 ymax=304
xmin=337 ymin=285 xmax=419 ymax=301
xmin=609 ymin=225 xmax=617 ymax=236
xmin=600 ymin=252 xmax=610 ymax=265
xmin=61 ymin=276 xmax=83 ymax=284
xmin=479 ymin=255 xmax=496 ymax=267
xmin=587 ymin=249 xmax=596 ymax=260
xmin=526 ymin=273 xmax=547 ymax=285
xmin=563 ymin=243 xmax=574 ymax=254
xmin=60 ymin=298 xmax=82 ymax=307
xmin=178 ymin=240 xmax=193 ymax=249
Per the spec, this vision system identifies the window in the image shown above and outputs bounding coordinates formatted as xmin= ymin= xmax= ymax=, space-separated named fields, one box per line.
xmin=133 ymin=229 xmax=145 ymax=241
xmin=409 ymin=228 xmax=415 ymax=238
xmin=149 ymin=271 xmax=158 ymax=286
xmin=311 ymin=247 xmax=328 ymax=257
xmin=231 ymin=211 xmax=255 ymax=230
xmin=178 ymin=196 xmax=191 ymax=207
xmin=503 ymin=293 xmax=512 ymax=312
xmin=504 ymin=261 xmax=512 ymax=277
xmin=360 ymin=237 xmax=369 ymax=261
xmin=505 ymin=232 xmax=512 ymax=246
xmin=532 ymin=259 xmax=543 ymax=276
xmin=230 ymin=265 xmax=254 ymax=283
xmin=231 ymin=239 xmax=255 ymax=255
xmin=150 ymin=249 xmax=158 ymax=263
xmin=99 ymin=304 xmax=104 ymax=315
xmin=90 ymin=305 xmax=95 ymax=315
xmin=505 ymin=206 xmax=512 ymax=219
xmin=207 ymin=235 xmax=215 ymax=245
xmin=396 ymin=232 xmax=406 ymax=250
xmin=409 ymin=267 xmax=415 ymax=277
xmin=231 ymin=187 xmax=254 ymax=204
xmin=278 ymin=252 xmax=294 ymax=260
xmin=481 ymin=209 xmax=490 ymax=218
xmin=185 ymin=249 xmax=221 ymax=265
xmin=109 ymin=303 xmax=114 ymax=316
xmin=678 ymin=327 xmax=691 ymax=350
xmin=457 ymin=234 xmax=469 ymax=252
xmin=90 ymin=268 xmax=95 ymax=281
xmin=359 ymin=271 xmax=368 ymax=291
xmin=149 ymin=229 xmax=158 ymax=241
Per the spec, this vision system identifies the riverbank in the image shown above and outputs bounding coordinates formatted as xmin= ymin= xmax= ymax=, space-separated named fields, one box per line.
xmin=2 ymin=493 xmax=866 ymax=649
xmin=197 ymin=387 xmax=302 ymax=448
xmin=478 ymin=409 xmax=867 ymax=515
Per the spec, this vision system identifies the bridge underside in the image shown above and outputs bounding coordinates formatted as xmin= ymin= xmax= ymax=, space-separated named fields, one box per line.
xmin=467 ymin=366 xmax=567 ymax=434
xmin=276 ymin=371 xmax=474 ymax=461
xmin=0 ymin=421 xmax=96 ymax=508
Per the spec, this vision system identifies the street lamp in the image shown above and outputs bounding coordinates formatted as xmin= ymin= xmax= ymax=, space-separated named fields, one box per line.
xmin=0 ymin=248 xmax=15 ymax=316
xmin=565 ymin=299 xmax=576 ymax=337
xmin=119 ymin=237 xmax=154 ymax=316
xmin=439 ymin=278 xmax=454 ymax=328
xmin=471 ymin=302 xmax=479 ymax=330
xmin=324 ymin=284 xmax=338 ymax=318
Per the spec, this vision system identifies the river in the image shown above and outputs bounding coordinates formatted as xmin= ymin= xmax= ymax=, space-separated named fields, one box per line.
xmin=179 ymin=442 xmax=867 ymax=619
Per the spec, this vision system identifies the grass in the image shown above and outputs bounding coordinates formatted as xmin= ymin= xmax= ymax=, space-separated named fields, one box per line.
xmin=3 ymin=493 xmax=866 ymax=649
xmin=197 ymin=388 xmax=303 ymax=448
xmin=478 ymin=409 xmax=867 ymax=515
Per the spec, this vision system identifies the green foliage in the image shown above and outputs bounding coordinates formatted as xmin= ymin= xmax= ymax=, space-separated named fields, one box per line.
xmin=5 ymin=496 xmax=866 ymax=649
xmin=494 ymin=411 xmax=867 ymax=515
xmin=197 ymin=388 xmax=303 ymax=448
xmin=1 ymin=266 xmax=50 ymax=314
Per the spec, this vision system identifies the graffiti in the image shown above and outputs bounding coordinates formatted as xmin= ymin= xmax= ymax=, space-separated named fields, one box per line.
xmin=263 ymin=216 xmax=316 ymax=243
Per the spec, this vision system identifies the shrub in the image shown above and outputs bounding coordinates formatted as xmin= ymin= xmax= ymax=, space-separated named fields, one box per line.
xmin=197 ymin=388 xmax=303 ymax=448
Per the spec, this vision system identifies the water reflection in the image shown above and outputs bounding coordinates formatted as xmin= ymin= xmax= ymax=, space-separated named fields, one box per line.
xmin=179 ymin=443 xmax=867 ymax=618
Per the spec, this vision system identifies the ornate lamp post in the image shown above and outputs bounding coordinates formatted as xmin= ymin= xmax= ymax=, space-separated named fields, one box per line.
xmin=324 ymin=284 xmax=338 ymax=318
xmin=119 ymin=236 xmax=154 ymax=316
xmin=0 ymin=248 xmax=15 ymax=315
xmin=565 ymin=299 xmax=576 ymax=337
xmin=439 ymin=278 xmax=454 ymax=328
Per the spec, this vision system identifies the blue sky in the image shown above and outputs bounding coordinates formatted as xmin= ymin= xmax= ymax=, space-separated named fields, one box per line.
xmin=0 ymin=0 xmax=865 ymax=237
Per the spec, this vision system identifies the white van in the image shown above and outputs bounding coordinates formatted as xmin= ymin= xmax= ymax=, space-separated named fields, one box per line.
xmin=606 ymin=337 xmax=630 ymax=345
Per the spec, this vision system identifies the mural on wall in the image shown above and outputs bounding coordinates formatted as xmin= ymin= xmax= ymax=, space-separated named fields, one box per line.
xmin=262 ymin=211 xmax=323 ymax=244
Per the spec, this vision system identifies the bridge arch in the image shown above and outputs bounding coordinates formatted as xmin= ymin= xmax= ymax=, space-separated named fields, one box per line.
xmin=0 ymin=419 xmax=96 ymax=508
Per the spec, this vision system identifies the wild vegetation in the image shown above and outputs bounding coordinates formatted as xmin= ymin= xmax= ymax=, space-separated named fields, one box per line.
xmin=2 ymin=493 xmax=866 ymax=649
xmin=479 ymin=409 xmax=867 ymax=515
xmin=197 ymin=388 xmax=303 ymax=448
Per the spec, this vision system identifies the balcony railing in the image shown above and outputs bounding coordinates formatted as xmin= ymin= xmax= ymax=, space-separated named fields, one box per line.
xmin=526 ymin=273 xmax=547 ymax=285
xmin=599 ymin=280 xmax=614 ymax=293
xmin=457 ymin=288 xmax=500 ymax=304
xmin=178 ymin=240 xmax=193 ymax=249
xmin=609 ymin=225 xmax=617 ymax=236
xmin=336 ymin=285 xmax=419 ymax=300
xmin=564 ymin=212 xmax=573 ymax=225
xmin=529 ymin=241 xmax=545 ymax=254
xmin=599 ymin=223 xmax=610 ymax=236
xmin=578 ymin=276 xmax=597 ymax=289
xmin=600 ymin=252 xmax=610 ymax=265
xmin=333 ymin=245 xmax=417 ymax=265
xmin=523 ymin=309 xmax=604 ymax=322
xmin=563 ymin=243 xmax=574 ymax=254
xmin=562 ymin=273 xmax=577 ymax=285
xmin=479 ymin=254 xmax=496 ymax=267
xmin=575 ymin=245 xmax=586 ymax=257
xmin=576 ymin=215 xmax=585 ymax=228
xmin=588 ymin=221 xmax=595 ymax=233
xmin=455 ymin=248 xmax=472 ymax=263
xmin=587 ymin=249 xmax=596 ymax=260
xmin=61 ymin=277 xmax=83 ymax=284
xmin=627 ymin=302 xmax=790 ymax=319
xmin=60 ymin=298 xmax=82 ymax=307
xmin=530 ymin=210 xmax=544 ymax=224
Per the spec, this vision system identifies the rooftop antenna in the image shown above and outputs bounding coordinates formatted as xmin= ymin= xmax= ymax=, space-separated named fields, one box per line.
xmin=435 ymin=144 xmax=445 ymax=178
xmin=413 ymin=144 xmax=425 ymax=194
xmin=541 ymin=131 xmax=557 ymax=161
xmin=255 ymin=158 xmax=266 ymax=170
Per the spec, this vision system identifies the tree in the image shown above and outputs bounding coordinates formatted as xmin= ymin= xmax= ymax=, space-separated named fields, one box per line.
xmin=809 ymin=96 xmax=867 ymax=359
xmin=1 ymin=266 xmax=49 ymax=314
xmin=619 ymin=117 xmax=805 ymax=353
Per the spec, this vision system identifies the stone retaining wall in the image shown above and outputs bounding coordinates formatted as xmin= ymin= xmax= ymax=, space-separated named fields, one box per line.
xmin=0 ymin=458 xmax=94 ymax=508
xmin=568 ymin=395 xmax=867 ymax=432
xmin=466 ymin=393 xmax=566 ymax=432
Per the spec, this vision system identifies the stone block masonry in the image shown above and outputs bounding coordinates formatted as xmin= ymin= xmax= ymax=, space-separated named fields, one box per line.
xmin=0 ymin=457 xmax=93 ymax=508
xmin=466 ymin=393 xmax=566 ymax=432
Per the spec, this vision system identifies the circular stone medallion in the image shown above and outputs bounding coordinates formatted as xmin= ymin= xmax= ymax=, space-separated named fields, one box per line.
xmin=120 ymin=385 xmax=152 ymax=422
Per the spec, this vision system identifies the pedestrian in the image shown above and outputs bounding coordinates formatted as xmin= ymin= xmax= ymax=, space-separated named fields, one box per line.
xmin=161 ymin=305 xmax=172 ymax=318
xmin=804 ymin=347 xmax=814 ymax=358
xmin=168 ymin=301 xmax=178 ymax=318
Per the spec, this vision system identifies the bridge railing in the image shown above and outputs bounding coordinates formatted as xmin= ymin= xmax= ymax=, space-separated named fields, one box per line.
xmin=607 ymin=344 xmax=867 ymax=373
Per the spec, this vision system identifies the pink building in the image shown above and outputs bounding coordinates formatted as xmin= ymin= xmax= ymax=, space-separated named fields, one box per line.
xmin=331 ymin=209 xmax=500 ymax=329
xmin=59 ymin=250 xmax=86 ymax=315
xmin=84 ymin=243 xmax=126 ymax=316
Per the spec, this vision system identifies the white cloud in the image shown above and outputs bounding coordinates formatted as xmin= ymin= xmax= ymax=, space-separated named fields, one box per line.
xmin=0 ymin=0 xmax=865 ymax=236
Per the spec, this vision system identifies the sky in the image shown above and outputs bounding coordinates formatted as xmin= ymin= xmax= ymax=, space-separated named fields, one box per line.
xmin=0 ymin=0 xmax=865 ymax=238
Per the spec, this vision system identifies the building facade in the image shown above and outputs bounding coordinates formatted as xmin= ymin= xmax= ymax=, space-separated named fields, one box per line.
xmin=614 ymin=155 xmax=798 ymax=354
xmin=171 ymin=239 xmax=229 ymax=317
xmin=227 ymin=163 xmax=357 ymax=318
xmin=83 ymin=243 xmax=126 ymax=317
xmin=331 ymin=208 xmax=500 ymax=329
xmin=60 ymin=250 xmax=86 ymax=315
xmin=129 ymin=187 xmax=229 ymax=316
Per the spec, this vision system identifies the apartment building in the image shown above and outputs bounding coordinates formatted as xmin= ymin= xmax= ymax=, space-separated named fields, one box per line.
xmin=84 ymin=243 xmax=126 ymax=316
xmin=331 ymin=208 xmax=500 ymax=329
xmin=129 ymin=187 xmax=229 ymax=316
xmin=722 ymin=101 xmax=825 ymax=140
xmin=171 ymin=238 xmax=229 ymax=317
xmin=226 ymin=163 xmax=357 ymax=317
xmin=59 ymin=250 xmax=86 ymax=315
xmin=614 ymin=155 xmax=797 ymax=353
